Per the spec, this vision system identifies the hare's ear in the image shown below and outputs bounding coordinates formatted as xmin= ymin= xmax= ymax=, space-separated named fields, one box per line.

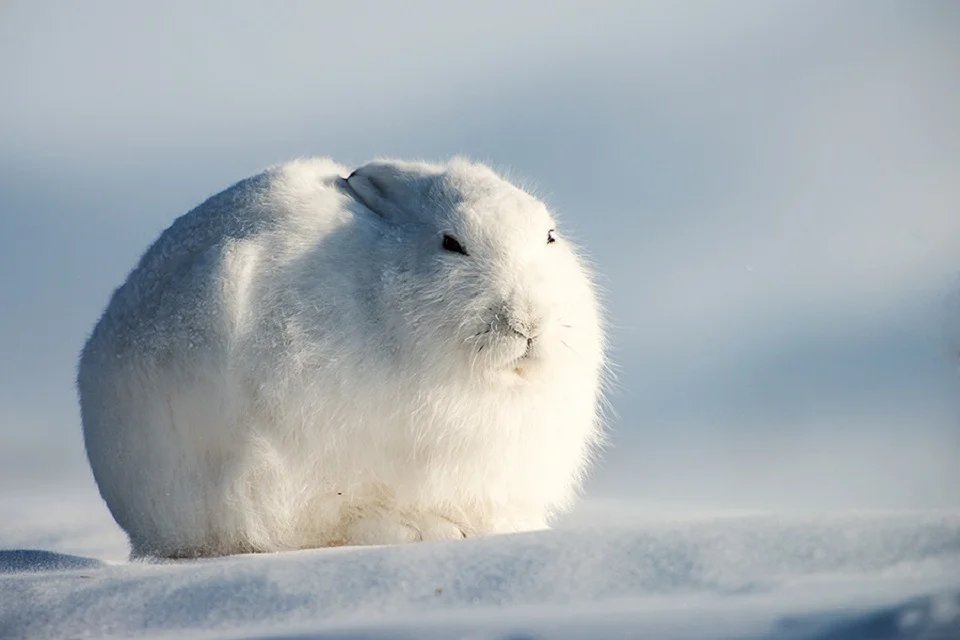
xmin=342 ymin=161 xmax=435 ymax=223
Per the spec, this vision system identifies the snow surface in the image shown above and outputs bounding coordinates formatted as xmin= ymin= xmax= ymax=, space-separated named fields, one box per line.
xmin=2 ymin=491 xmax=959 ymax=639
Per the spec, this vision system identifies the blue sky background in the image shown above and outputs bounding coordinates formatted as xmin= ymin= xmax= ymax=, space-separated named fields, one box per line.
xmin=1 ymin=1 xmax=958 ymax=510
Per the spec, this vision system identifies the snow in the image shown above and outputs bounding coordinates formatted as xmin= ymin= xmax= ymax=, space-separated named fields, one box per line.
xmin=2 ymin=490 xmax=959 ymax=639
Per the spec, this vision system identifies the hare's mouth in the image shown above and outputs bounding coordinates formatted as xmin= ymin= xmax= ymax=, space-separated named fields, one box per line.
xmin=469 ymin=321 xmax=544 ymax=378
xmin=503 ymin=338 xmax=540 ymax=375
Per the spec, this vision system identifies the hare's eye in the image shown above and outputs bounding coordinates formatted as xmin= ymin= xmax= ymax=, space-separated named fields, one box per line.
xmin=547 ymin=229 xmax=557 ymax=244
xmin=442 ymin=234 xmax=469 ymax=256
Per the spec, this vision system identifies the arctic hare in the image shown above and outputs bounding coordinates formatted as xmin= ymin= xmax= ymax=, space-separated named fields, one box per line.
xmin=78 ymin=157 xmax=606 ymax=557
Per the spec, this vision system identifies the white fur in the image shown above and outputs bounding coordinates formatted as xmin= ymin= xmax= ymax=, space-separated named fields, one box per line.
xmin=78 ymin=157 xmax=606 ymax=557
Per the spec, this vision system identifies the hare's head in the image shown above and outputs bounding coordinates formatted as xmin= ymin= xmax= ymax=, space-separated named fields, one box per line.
xmin=342 ymin=158 xmax=604 ymax=389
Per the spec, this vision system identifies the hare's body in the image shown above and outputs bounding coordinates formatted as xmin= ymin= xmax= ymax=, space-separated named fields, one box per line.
xmin=79 ymin=157 xmax=605 ymax=557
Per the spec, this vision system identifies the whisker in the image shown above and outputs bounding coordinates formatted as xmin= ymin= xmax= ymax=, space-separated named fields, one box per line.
xmin=464 ymin=326 xmax=492 ymax=345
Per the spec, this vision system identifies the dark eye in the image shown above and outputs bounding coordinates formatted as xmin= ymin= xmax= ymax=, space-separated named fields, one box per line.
xmin=547 ymin=229 xmax=557 ymax=244
xmin=442 ymin=234 xmax=468 ymax=256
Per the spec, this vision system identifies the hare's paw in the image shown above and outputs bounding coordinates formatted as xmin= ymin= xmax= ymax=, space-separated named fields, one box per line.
xmin=343 ymin=515 xmax=420 ymax=546
xmin=414 ymin=512 xmax=467 ymax=542
xmin=343 ymin=512 xmax=466 ymax=545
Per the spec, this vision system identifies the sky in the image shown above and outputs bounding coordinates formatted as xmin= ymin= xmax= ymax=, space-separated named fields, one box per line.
xmin=1 ymin=1 xmax=959 ymax=511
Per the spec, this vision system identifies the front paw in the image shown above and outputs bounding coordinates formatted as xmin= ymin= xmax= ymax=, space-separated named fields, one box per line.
xmin=343 ymin=515 xmax=420 ymax=546
xmin=415 ymin=512 xmax=467 ymax=542
xmin=343 ymin=512 xmax=467 ymax=546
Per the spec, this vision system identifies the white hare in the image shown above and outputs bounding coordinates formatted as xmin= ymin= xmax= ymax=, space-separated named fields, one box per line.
xmin=78 ymin=157 xmax=606 ymax=557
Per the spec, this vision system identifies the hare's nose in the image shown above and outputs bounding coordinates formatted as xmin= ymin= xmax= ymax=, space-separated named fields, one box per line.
xmin=509 ymin=326 xmax=535 ymax=345
xmin=506 ymin=315 xmax=542 ymax=343
xmin=498 ymin=291 xmax=547 ymax=340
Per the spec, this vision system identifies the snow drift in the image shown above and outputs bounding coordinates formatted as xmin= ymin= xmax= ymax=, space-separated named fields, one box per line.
xmin=2 ymin=496 xmax=959 ymax=639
